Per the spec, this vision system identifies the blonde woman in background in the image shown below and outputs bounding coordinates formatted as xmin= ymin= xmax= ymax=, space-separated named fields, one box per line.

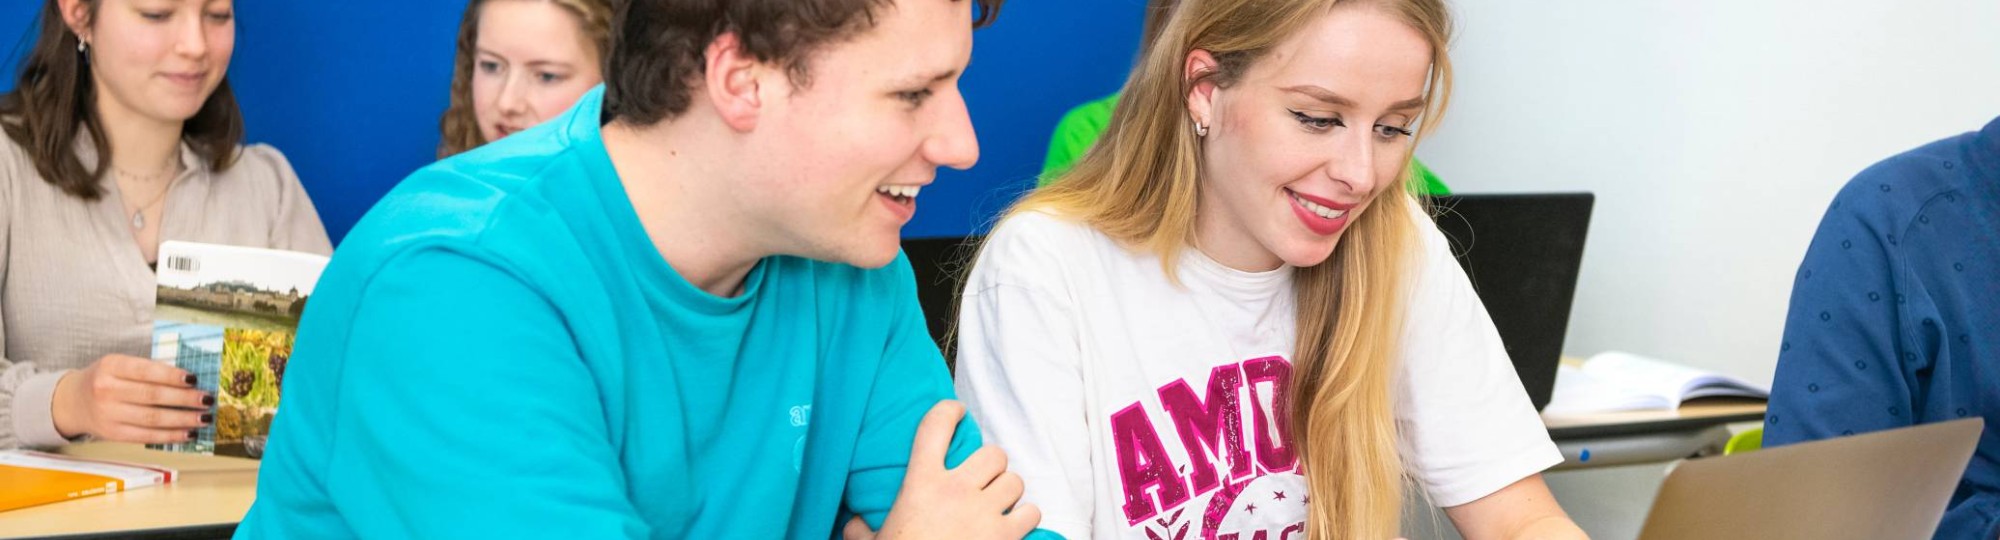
xmin=952 ymin=0 xmax=1588 ymax=538
xmin=437 ymin=0 xmax=610 ymax=157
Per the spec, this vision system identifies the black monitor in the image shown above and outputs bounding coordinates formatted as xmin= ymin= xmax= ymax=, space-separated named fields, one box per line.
xmin=902 ymin=236 xmax=982 ymax=366
xmin=1428 ymin=193 xmax=1594 ymax=411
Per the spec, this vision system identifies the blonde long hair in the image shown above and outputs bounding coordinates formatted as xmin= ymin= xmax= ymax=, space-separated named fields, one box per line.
xmin=437 ymin=0 xmax=613 ymax=158
xmin=996 ymin=0 xmax=1453 ymax=536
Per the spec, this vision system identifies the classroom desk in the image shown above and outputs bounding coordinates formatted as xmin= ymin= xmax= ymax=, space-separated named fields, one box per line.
xmin=1542 ymin=400 xmax=1767 ymax=471
xmin=0 ymin=404 xmax=1766 ymax=535
xmin=0 ymin=444 xmax=257 ymax=540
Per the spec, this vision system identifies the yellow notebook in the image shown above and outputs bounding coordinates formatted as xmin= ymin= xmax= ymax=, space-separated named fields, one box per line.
xmin=0 ymin=450 xmax=176 ymax=512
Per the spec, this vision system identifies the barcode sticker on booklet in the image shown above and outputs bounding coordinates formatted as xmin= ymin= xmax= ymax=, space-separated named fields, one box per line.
xmin=149 ymin=242 xmax=328 ymax=459
xmin=163 ymin=255 xmax=200 ymax=273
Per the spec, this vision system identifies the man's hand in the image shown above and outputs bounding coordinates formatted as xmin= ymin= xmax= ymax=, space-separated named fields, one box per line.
xmin=872 ymin=400 xmax=1041 ymax=539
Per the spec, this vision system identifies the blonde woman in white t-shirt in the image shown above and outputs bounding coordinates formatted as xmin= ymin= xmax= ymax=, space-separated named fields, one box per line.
xmin=952 ymin=0 xmax=1587 ymax=538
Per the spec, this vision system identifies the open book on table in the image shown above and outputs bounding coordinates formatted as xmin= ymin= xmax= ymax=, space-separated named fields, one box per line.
xmin=1542 ymin=351 xmax=1769 ymax=416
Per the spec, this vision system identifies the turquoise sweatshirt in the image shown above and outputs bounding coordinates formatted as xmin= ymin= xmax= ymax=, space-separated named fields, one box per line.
xmin=238 ymin=87 xmax=979 ymax=539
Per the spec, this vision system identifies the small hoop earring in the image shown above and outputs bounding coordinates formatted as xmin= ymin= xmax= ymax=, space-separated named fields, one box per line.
xmin=1195 ymin=121 xmax=1209 ymax=137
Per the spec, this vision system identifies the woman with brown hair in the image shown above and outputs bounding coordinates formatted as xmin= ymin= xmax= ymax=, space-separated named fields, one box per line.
xmin=436 ymin=0 xmax=611 ymax=158
xmin=0 ymin=0 xmax=330 ymax=449
xmin=953 ymin=0 xmax=1587 ymax=538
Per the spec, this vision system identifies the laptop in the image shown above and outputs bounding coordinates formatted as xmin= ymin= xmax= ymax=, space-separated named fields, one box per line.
xmin=1428 ymin=193 xmax=1594 ymax=411
xmin=1638 ymin=418 xmax=1984 ymax=540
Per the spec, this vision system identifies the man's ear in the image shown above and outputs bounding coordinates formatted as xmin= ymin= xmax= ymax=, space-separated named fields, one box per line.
xmin=702 ymin=32 xmax=764 ymax=132
xmin=1184 ymin=49 xmax=1221 ymax=132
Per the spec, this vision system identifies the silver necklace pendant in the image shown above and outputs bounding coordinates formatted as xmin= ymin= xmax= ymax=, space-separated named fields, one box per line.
xmin=131 ymin=211 xmax=145 ymax=230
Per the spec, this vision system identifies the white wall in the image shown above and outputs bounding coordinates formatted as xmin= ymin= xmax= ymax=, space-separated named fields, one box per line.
xmin=1422 ymin=0 xmax=2000 ymax=385
xmin=1412 ymin=2 xmax=2000 ymax=537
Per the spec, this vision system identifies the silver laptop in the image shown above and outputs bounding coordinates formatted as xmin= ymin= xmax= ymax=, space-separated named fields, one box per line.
xmin=1638 ymin=418 xmax=1984 ymax=540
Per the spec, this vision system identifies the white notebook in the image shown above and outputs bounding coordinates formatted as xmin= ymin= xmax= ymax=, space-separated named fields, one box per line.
xmin=1542 ymin=351 xmax=1769 ymax=416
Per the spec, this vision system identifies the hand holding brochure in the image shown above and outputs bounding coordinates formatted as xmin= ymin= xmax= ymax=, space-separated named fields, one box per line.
xmin=149 ymin=241 xmax=328 ymax=458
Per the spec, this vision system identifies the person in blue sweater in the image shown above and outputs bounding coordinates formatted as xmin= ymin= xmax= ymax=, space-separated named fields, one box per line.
xmin=238 ymin=0 xmax=1039 ymax=538
xmin=1766 ymin=115 xmax=2000 ymax=539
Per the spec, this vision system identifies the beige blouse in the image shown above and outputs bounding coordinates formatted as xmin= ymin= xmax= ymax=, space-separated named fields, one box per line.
xmin=0 ymin=137 xmax=332 ymax=448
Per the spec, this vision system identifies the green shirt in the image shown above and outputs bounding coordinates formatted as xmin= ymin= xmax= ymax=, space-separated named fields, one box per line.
xmin=1039 ymin=94 xmax=1451 ymax=195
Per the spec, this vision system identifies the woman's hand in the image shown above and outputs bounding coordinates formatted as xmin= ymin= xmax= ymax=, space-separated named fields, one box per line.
xmin=50 ymin=354 xmax=214 ymax=443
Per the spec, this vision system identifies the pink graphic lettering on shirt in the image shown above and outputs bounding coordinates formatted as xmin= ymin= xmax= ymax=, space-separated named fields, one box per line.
xmin=1143 ymin=508 xmax=1192 ymax=540
xmin=1243 ymin=357 xmax=1297 ymax=472
xmin=1201 ymin=467 xmax=1252 ymax=539
xmin=1157 ymin=363 xmax=1252 ymax=497
xmin=1217 ymin=523 xmax=1303 ymax=540
xmin=1114 ymin=402 xmax=1192 ymax=524
xmin=1212 ymin=526 xmax=1304 ymax=540
xmin=1202 ymin=472 xmax=1308 ymax=540
xmin=1119 ymin=356 xmax=1309 ymax=535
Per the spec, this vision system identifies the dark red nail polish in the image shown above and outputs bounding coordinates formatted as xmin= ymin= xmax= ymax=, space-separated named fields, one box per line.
xmin=200 ymin=413 xmax=214 ymax=425
xmin=184 ymin=374 xmax=198 ymax=386
xmin=202 ymin=395 xmax=216 ymax=406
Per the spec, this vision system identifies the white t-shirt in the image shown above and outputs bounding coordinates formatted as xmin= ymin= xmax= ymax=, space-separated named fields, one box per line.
xmin=953 ymin=204 xmax=1561 ymax=540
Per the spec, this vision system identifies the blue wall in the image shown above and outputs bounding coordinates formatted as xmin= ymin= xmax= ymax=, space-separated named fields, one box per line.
xmin=3 ymin=1 xmax=1146 ymax=242
xmin=1 ymin=1 xmax=37 ymax=97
